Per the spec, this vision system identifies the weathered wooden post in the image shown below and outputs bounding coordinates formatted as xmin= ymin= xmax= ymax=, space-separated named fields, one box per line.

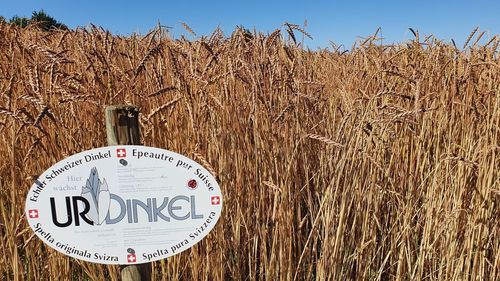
xmin=105 ymin=105 xmax=151 ymax=281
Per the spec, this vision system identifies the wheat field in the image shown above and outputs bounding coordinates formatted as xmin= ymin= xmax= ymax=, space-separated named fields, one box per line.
xmin=0 ymin=23 xmax=498 ymax=280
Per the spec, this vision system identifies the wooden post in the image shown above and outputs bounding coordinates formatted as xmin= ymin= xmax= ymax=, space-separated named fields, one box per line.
xmin=105 ymin=105 xmax=151 ymax=281
xmin=105 ymin=105 xmax=141 ymax=146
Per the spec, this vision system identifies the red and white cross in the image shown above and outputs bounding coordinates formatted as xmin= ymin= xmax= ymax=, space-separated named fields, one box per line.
xmin=211 ymin=196 xmax=221 ymax=205
xmin=28 ymin=209 xmax=39 ymax=219
xmin=116 ymin=148 xmax=127 ymax=158
xmin=127 ymin=253 xmax=136 ymax=263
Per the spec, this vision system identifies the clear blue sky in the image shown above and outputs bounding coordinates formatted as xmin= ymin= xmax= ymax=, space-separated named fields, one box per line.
xmin=2 ymin=0 xmax=499 ymax=49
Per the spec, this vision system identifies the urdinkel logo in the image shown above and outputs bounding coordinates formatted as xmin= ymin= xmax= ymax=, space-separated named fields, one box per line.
xmin=50 ymin=167 xmax=204 ymax=228
xmin=81 ymin=167 xmax=110 ymax=225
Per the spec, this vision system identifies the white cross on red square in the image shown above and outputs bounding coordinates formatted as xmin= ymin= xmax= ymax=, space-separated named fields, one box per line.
xmin=211 ymin=196 xmax=221 ymax=205
xmin=116 ymin=148 xmax=127 ymax=158
xmin=127 ymin=253 xmax=136 ymax=263
xmin=28 ymin=209 xmax=39 ymax=219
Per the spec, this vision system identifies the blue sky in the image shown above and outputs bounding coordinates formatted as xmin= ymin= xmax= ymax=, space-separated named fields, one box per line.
xmin=1 ymin=1 xmax=499 ymax=49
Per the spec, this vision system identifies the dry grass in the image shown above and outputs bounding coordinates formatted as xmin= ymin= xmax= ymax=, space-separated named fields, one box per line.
xmin=0 ymin=23 xmax=498 ymax=280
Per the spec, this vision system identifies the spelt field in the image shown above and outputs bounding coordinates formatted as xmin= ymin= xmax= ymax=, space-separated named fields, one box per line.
xmin=0 ymin=23 xmax=498 ymax=280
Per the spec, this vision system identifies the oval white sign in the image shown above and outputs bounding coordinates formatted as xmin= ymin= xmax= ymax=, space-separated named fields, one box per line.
xmin=25 ymin=145 xmax=222 ymax=264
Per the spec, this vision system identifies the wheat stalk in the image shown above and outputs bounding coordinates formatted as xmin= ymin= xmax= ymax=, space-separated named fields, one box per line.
xmin=135 ymin=43 xmax=163 ymax=76
xmin=306 ymin=134 xmax=344 ymax=147
xmin=147 ymin=96 xmax=182 ymax=120
xmin=193 ymin=151 xmax=217 ymax=177
xmin=180 ymin=21 xmax=196 ymax=37
xmin=463 ymin=27 xmax=479 ymax=48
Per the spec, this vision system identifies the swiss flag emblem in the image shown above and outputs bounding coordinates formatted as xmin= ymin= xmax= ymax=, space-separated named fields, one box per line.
xmin=211 ymin=196 xmax=221 ymax=205
xmin=116 ymin=148 xmax=127 ymax=158
xmin=28 ymin=209 xmax=39 ymax=219
xmin=127 ymin=253 xmax=136 ymax=263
